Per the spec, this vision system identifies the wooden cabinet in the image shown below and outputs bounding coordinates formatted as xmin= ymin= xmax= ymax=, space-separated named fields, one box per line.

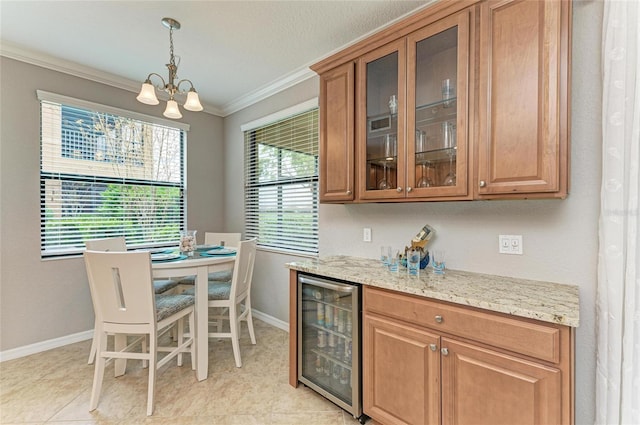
xmin=311 ymin=0 xmax=571 ymax=203
xmin=318 ymin=62 xmax=355 ymax=202
xmin=441 ymin=338 xmax=562 ymax=424
xmin=363 ymin=286 xmax=574 ymax=425
xmin=357 ymin=10 xmax=472 ymax=201
xmin=476 ymin=0 xmax=571 ymax=198
xmin=364 ymin=313 xmax=441 ymax=425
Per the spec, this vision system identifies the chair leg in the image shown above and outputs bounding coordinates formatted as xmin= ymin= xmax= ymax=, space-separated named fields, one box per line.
xmin=245 ymin=301 xmax=256 ymax=345
xmin=189 ymin=311 xmax=196 ymax=371
xmin=89 ymin=331 xmax=106 ymax=411
xmin=146 ymin=335 xmax=157 ymax=416
xmin=87 ymin=319 xmax=98 ymax=364
xmin=177 ymin=317 xmax=184 ymax=367
xmin=229 ymin=305 xmax=242 ymax=368
xmin=114 ymin=334 xmax=127 ymax=377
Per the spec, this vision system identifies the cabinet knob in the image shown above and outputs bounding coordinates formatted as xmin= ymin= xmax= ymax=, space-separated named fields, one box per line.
xmin=435 ymin=315 xmax=443 ymax=323
xmin=479 ymin=180 xmax=487 ymax=188
xmin=441 ymin=347 xmax=449 ymax=356
xmin=346 ymin=190 xmax=352 ymax=195
xmin=406 ymin=187 xmax=413 ymax=192
xmin=396 ymin=187 xmax=403 ymax=193
xmin=429 ymin=344 xmax=437 ymax=352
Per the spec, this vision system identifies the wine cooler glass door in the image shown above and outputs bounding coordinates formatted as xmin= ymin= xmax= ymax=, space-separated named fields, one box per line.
xmin=298 ymin=275 xmax=360 ymax=416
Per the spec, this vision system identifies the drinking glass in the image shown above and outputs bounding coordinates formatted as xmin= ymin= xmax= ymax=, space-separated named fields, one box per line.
xmin=417 ymin=162 xmax=434 ymax=188
xmin=443 ymin=152 xmax=457 ymax=186
xmin=388 ymin=247 xmax=400 ymax=273
xmin=407 ymin=248 xmax=420 ymax=276
xmin=442 ymin=78 xmax=455 ymax=107
xmin=432 ymin=250 xmax=446 ymax=275
xmin=378 ymin=134 xmax=396 ymax=189
xmin=380 ymin=246 xmax=390 ymax=265
xmin=388 ymin=95 xmax=398 ymax=114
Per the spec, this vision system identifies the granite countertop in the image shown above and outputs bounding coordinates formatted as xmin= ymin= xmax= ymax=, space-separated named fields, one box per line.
xmin=287 ymin=255 xmax=579 ymax=327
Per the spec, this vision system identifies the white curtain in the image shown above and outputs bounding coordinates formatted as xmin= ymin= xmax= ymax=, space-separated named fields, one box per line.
xmin=596 ymin=0 xmax=640 ymax=424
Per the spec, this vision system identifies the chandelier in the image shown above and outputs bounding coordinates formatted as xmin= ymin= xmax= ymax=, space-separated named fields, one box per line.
xmin=136 ymin=17 xmax=203 ymax=119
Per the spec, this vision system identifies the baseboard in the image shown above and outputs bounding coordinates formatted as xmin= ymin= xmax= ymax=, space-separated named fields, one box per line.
xmin=0 ymin=329 xmax=94 ymax=362
xmin=0 ymin=309 xmax=288 ymax=362
xmin=251 ymin=308 xmax=289 ymax=332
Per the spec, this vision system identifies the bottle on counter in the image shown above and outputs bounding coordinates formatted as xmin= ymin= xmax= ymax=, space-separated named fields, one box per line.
xmin=315 ymin=354 xmax=323 ymax=373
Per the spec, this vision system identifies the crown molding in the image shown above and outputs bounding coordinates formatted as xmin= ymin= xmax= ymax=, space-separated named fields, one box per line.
xmin=220 ymin=66 xmax=316 ymax=116
xmin=0 ymin=41 xmax=224 ymax=117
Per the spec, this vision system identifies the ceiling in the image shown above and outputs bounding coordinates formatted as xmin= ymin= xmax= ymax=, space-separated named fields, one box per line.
xmin=0 ymin=1 xmax=429 ymax=117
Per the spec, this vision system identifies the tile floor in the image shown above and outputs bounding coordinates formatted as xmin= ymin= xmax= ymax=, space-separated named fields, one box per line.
xmin=0 ymin=319 xmax=364 ymax=424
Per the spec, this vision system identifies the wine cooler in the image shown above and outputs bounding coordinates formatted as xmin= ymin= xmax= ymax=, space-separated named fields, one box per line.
xmin=297 ymin=273 xmax=363 ymax=422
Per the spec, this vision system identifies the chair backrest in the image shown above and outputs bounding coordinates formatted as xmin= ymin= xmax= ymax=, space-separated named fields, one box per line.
xmin=205 ymin=232 xmax=241 ymax=248
xmin=85 ymin=236 xmax=127 ymax=252
xmin=230 ymin=238 xmax=257 ymax=301
xmin=84 ymin=251 xmax=156 ymax=329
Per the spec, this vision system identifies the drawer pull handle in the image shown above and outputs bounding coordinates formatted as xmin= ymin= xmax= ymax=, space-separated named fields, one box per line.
xmin=396 ymin=187 xmax=403 ymax=193
xmin=441 ymin=348 xmax=449 ymax=356
xmin=346 ymin=190 xmax=352 ymax=195
xmin=435 ymin=315 xmax=443 ymax=323
xmin=479 ymin=180 xmax=487 ymax=188
xmin=429 ymin=344 xmax=437 ymax=352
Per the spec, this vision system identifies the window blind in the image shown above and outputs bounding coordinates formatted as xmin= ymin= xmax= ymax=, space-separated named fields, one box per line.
xmin=244 ymin=108 xmax=319 ymax=254
xmin=39 ymin=95 xmax=186 ymax=258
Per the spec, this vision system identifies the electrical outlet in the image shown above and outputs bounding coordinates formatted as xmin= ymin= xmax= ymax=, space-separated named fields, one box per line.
xmin=363 ymin=228 xmax=372 ymax=242
xmin=499 ymin=235 xmax=523 ymax=255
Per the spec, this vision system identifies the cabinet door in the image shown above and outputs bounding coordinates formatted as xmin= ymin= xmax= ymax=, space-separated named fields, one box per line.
xmin=407 ymin=9 xmax=472 ymax=199
xmin=477 ymin=0 xmax=570 ymax=197
xmin=441 ymin=338 xmax=562 ymax=425
xmin=357 ymin=39 xmax=406 ymax=201
xmin=364 ymin=313 xmax=440 ymax=425
xmin=319 ymin=62 xmax=355 ymax=202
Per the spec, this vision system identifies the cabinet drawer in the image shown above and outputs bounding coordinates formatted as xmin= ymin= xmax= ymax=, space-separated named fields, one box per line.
xmin=364 ymin=287 xmax=560 ymax=363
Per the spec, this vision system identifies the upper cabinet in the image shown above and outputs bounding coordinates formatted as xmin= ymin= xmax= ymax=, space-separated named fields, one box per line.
xmin=312 ymin=0 xmax=571 ymax=203
xmin=358 ymin=10 xmax=472 ymax=201
xmin=318 ymin=62 xmax=355 ymax=202
xmin=477 ymin=0 xmax=571 ymax=199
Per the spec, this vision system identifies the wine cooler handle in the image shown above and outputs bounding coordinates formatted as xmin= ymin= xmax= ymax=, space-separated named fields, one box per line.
xmin=299 ymin=275 xmax=355 ymax=294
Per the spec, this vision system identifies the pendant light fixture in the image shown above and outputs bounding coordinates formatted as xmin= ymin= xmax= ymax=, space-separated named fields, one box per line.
xmin=136 ymin=17 xmax=203 ymax=119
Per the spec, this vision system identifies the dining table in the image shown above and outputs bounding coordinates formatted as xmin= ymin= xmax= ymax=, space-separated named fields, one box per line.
xmin=151 ymin=249 xmax=236 ymax=381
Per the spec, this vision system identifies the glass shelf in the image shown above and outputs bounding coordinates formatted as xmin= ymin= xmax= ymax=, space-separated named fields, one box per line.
xmin=415 ymin=98 xmax=457 ymax=127
xmin=416 ymin=147 xmax=457 ymax=164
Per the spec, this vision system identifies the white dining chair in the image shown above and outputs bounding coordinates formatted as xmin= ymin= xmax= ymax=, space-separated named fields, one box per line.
xmin=84 ymin=237 xmax=180 ymax=364
xmin=183 ymin=238 xmax=257 ymax=367
xmin=84 ymin=250 xmax=195 ymax=416
xmin=178 ymin=232 xmax=242 ymax=286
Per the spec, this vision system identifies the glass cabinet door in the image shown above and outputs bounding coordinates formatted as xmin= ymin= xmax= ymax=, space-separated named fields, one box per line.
xmin=358 ymin=39 xmax=406 ymax=200
xmin=407 ymin=11 xmax=470 ymax=198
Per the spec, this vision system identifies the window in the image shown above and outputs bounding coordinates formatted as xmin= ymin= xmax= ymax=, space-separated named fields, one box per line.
xmin=243 ymin=103 xmax=319 ymax=255
xmin=38 ymin=91 xmax=187 ymax=258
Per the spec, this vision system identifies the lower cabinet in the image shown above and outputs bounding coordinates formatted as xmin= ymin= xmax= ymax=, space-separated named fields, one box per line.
xmin=363 ymin=286 xmax=574 ymax=425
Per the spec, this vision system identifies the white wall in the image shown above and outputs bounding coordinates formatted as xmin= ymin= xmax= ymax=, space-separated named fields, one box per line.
xmin=0 ymin=57 xmax=225 ymax=351
xmin=223 ymin=2 xmax=602 ymax=424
